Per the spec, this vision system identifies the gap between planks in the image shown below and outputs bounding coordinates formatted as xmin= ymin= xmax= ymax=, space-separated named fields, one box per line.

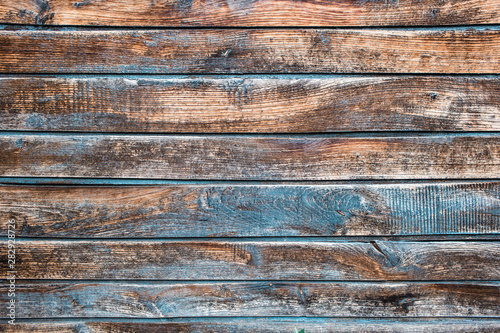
xmin=1 ymin=0 xmax=500 ymax=27
xmin=1 ymin=319 xmax=500 ymax=333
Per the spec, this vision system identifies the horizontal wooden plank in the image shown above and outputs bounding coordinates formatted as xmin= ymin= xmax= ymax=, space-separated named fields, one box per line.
xmin=1 ymin=282 xmax=499 ymax=318
xmin=1 ymin=182 xmax=499 ymax=238
xmin=1 ymin=241 xmax=499 ymax=280
xmin=1 ymin=29 xmax=499 ymax=74
xmin=2 ymin=76 xmax=500 ymax=133
xmin=2 ymin=0 xmax=500 ymax=27
xmin=3 ymin=320 xmax=500 ymax=333
xmin=1 ymin=134 xmax=499 ymax=180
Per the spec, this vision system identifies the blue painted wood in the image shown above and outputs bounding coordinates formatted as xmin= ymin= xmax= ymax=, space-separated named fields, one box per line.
xmin=1 ymin=182 xmax=499 ymax=237
xmin=1 ymin=5 xmax=498 ymax=328
xmin=1 ymin=281 xmax=499 ymax=318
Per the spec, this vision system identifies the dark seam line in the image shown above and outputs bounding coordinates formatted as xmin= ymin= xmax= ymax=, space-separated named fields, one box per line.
xmin=5 ymin=279 xmax=500 ymax=283
xmin=1 ymin=23 xmax=500 ymax=30
xmin=1 ymin=72 xmax=499 ymax=75
xmin=2 ymin=130 xmax=500 ymax=136
xmin=3 ymin=236 xmax=499 ymax=241
xmin=5 ymin=316 xmax=500 ymax=321
xmin=1 ymin=73 xmax=500 ymax=77
xmin=1 ymin=178 xmax=500 ymax=185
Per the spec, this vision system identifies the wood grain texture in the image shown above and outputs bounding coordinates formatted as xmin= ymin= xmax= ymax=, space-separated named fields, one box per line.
xmin=1 ymin=282 xmax=499 ymax=318
xmin=1 ymin=182 xmax=499 ymax=238
xmin=2 ymin=320 xmax=500 ymax=333
xmin=1 ymin=29 xmax=499 ymax=74
xmin=1 ymin=241 xmax=499 ymax=280
xmin=1 ymin=133 xmax=499 ymax=180
xmin=1 ymin=0 xmax=500 ymax=27
xmin=2 ymin=76 xmax=500 ymax=133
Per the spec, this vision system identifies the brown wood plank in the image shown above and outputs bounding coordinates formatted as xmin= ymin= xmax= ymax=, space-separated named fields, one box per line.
xmin=1 ymin=282 xmax=499 ymax=318
xmin=1 ymin=182 xmax=499 ymax=238
xmin=1 ymin=0 xmax=499 ymax=27
xmin=2 ymin=320 xmax=500 ymax=333
xmin=2 ymin=76 xmax=500 ymax=133
xmin=1 ymin=241 xmax=499 ymax=280
xmin=1 ymin=134 xmax=499 ymax=180
xmin=1 ymin=29 xmax=499 ymax=74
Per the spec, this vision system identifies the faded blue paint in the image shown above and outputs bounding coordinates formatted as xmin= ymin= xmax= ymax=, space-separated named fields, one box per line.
xmin=25 ymin=114 xmax=47 ymax=129
xmin=1 ymin=181 xmax=499 ymax=238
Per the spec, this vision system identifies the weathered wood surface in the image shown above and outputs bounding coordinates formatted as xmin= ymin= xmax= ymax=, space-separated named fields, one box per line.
xmin=1 ymin=241 xmax=499 ymax=280
xmin=1 ymin=134 xmax=499 ymax=180
xmin=1 ymin=183 xmax=499 ymax=238
xmin=1 ymin=2 xmax=499 ymax=329
xmin=2 ymin=76 xmax=500 ymax=133
xmin=2 ymin=320 xmax=500 ymax=333
xmin=1 ymin=29 xmax=499 ymax=74
xmin=2 ymin=0 xmax=500 ymax=27
xmin=0 ymin=282 xmax=499 ymax=318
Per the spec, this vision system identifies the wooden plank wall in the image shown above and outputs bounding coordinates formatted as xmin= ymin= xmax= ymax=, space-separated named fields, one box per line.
xmin=0 ymin=0 xmax=499 ymax=332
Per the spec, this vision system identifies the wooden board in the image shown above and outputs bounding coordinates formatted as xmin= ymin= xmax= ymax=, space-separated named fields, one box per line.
xmin=1 ymin=241 xmax=499 ymax=280
xmin=1 ymin=133 xmax=499 ymax=180
xmin=1 ymin=282 xmax=499 ymax=318
xmin=1 ymin=182 xmax=499 ymax=238
xmin=2 ymin=320 xmax=500 ymax=333
xmin=1 ymin=0 xmax=500 ymax=27
xmin=1 ymin=29 xmax=499 ymax=74
xmin=1 ymin=76 xmax=500 ymax=133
